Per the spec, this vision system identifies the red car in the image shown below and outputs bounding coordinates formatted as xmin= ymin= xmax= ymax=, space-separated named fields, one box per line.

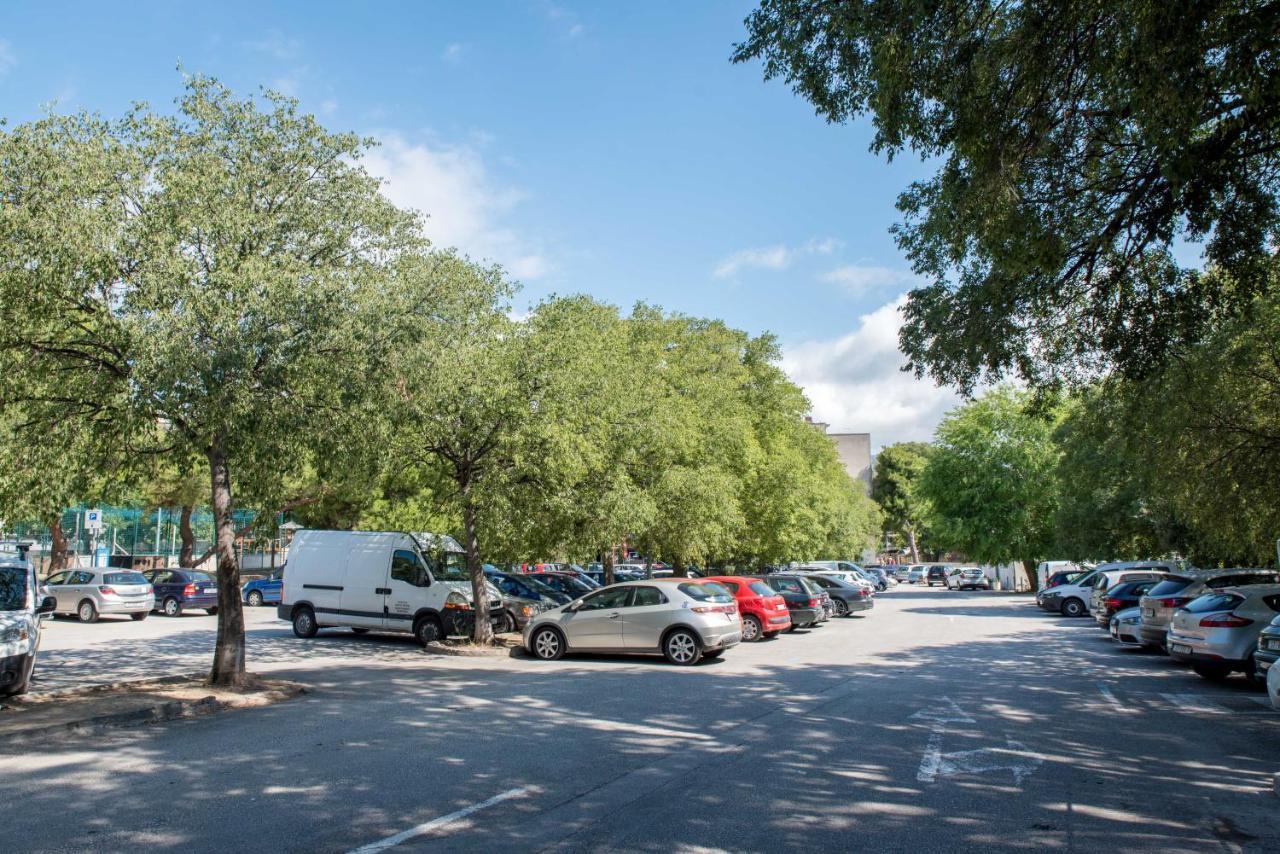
xmin=703 ymin=576 xmax=791 ymax=641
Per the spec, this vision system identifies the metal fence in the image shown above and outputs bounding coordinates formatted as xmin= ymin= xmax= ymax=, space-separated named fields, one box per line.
xmin=1 ymin=504 xmax=268 ymax=574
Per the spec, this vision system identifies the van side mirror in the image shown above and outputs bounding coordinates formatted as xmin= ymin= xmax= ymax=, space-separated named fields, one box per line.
xmin=37 ymin=596 xmax=56 ymax=615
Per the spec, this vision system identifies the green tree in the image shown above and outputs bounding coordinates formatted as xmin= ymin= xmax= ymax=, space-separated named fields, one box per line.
xmin=918 ymin=388 xmax=1061 ymax=584
xmin=873 ymin=442 xmax=933 ymax=563
xmin=735 ymin=2 xmax=1280 ymax=389
xmin=0 ymin=78 xmax=429 ymax=686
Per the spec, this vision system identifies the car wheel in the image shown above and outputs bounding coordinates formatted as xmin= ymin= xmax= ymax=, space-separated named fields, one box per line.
xmin=207 ymin=607 xmax=218 ymax=616
xmin=1192 ymin=662 xmax=1231 ymax=682
xmin=741 ymin=614 xmax=762 ymax=642
xmin=351 ymin=627 xmax=370 ymax=635
xmin=1244 ymin=654 xmax=1266 ymax=688
xmin=77 ymin=600 xmax=98 ymax=623
xmin=497 ymin=611 xmax=518 ymax=634
xmin=1060 ymin=598 xmax=1086 ymax=618
xmin=663 ymin=629 xmax=702 ymax=665
xmin=292 ymin=606 xmax=319 ymax=639
xmin=130 ymin=612 xmax=148 ymax=621
xmin=247 ymin=590 xmax=264 ymax=607
xmin=833 ymin=598 xmax=850 ymax=617
xmin=530 ymin=626 xmax=565 ymax=660
xmin=413 ymin=615 xmax=443 ymax=647
xmin=163 ymin=597 xmax=182 ymax=618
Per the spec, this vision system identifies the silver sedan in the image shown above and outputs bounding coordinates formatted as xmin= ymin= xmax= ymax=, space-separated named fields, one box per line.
xmin=523 ymin=580 xmax=742 ymax=665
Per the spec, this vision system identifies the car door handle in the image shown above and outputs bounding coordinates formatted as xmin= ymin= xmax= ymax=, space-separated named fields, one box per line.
xmin=375 ymin=588 xmax=391 ymax=595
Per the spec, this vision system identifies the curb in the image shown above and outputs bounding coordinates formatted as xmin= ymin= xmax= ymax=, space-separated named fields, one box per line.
xmin=10 ymin=694 xmax=225 ymax=741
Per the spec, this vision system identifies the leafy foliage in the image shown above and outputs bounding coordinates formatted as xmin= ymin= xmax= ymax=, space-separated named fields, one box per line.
xmin=735 ymin=1 xmax=1280 ymax=389
xmin=872 ymin=442 xmax=933 ymax=562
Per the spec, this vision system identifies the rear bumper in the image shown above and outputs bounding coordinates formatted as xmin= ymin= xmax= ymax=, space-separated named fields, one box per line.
xmin=1138 ymin=624 xmax=1168 ymax=647
xmin=176 ymin=595 xmax=218 ymax=610
xmin=99 ymin=597 xmax=155 ymax=614
xmin=788 ymin=606 xmax=822 ymax=626
xmin=1167 ymin=634 xmax=1253 ymax=669
xmin=698 ymin=626 xmax=742 ymax=650
xmin=846 ymin=598 xmax=874 ymax=612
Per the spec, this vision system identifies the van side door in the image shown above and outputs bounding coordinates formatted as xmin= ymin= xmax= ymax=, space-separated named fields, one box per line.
xmin=384 ymin=549 xmax=434 ymax=630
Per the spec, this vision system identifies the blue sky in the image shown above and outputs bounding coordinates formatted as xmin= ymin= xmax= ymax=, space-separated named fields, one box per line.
xmin=0 ymin=1 xmax=961 ymax=446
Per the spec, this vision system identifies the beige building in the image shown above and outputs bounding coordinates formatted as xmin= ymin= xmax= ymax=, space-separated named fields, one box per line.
xmin=808 ymin=419 xmax=872 ymax=493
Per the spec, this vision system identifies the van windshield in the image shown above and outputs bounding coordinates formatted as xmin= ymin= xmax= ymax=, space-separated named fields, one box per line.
xmin=434 ymin=552 xmax=471 ymax=583
xmin=0 ymin=567 xmax=29 ymax=611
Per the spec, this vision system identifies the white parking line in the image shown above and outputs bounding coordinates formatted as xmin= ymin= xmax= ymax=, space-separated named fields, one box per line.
xmin=347 ymin=786 xmax=537 ymax=853
xmin=1160 ymin=692 xmax=1229 ymax=714
xmin=917 ymin=730 xmax=943 ymax=783
xmin=1097 ymin=683 xmax=1135 ymax=714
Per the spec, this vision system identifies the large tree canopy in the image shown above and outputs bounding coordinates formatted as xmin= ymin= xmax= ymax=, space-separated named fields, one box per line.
xmin=735 ymin=1 xmax=1280 ymax=389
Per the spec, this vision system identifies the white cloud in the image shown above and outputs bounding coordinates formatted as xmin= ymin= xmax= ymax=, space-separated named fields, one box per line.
xmin=364 ymin=133 xmax=551 ymax=280
xmin=0 ymin=39 xmax=15 ymax=79
xmin=441 ymin=43 xmax=464 ymax=63
xmin=319 ymin=98 xmax=338 ymax=116
xmin=821 ymin=264 xmax=919 ymax=298
xmin=244 ymin=33 xmax=301 ymax=61
xmin=542 ymin=3 xmax=586 ymax=38
xmin=713 ymin=236 xmax=842 ymax=279
xmin=782 ymin=294 xmax=962 ymax=449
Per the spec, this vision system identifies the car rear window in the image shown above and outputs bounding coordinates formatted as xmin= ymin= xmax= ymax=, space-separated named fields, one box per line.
xmin=716 ymin=580 xmax=740 ymax=594
xmin=187 ymin=572 xmax=213 ymax=583
xmin=1147 ymin=578 xmax=1194 ymax=597
xmin=680 ymin=583 xmax=732 ymax=603
xmin=104 ymin=572 xmax=148 ymax=585
xmin=1207 ymin=572 xmax=1280 ymax=589
xmin=748 ymin=581 xmax=776 ymax=597
xmin=1184 ymin=592 xmax=1244 ymax=613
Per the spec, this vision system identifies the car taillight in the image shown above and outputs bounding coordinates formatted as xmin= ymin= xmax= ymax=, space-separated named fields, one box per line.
xmin=1200 ymin=614 xmax=1253 ymax=628
xmin=1158 ymin=597 xmax=1191 ymax=608
xmin=183 ymin=583 xmax=196 ymax=596
xmin=808 ymin=597 xmax=820 ymax=608
xmin=1105 ymin=597 xmax=1122 ymax=610
xmin=98 ymin=585 xmax=116 ymax=596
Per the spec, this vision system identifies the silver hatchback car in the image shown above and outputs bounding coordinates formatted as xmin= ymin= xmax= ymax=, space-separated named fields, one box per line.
xmin=1167 ymin=584 xmax=1280 ymax=682
xmin=523 ymin=580 xmax=742 ymax=665
xmin=42 ymin=569 xmax=154 ymax=622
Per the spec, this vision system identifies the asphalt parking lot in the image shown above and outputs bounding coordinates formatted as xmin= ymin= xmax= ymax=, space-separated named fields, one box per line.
xmin=8 ymin=588 xmax=1280 ymax=852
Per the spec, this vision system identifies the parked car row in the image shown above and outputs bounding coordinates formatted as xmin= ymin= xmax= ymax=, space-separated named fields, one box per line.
xmin=1041 ymin=561 xmax=1280 ymax=700
xmin=39 ymin=567 xmax=221 ymax=622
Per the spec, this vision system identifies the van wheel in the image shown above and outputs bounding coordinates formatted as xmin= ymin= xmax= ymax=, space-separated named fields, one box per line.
xmin=1060 ymin=598 xmax=1086 ymax=618
xmin=247 ymin=591 xmax=264 ymax=607
xmin=292 ymin=607 xmax=319 ymax=639
xmin=741 ymin=614 xmax=761 ymax=642
xmin=414 ymin=615 xmax=443 ymax=647
xmin=530 ymin=626 xmax=565 ymax=660
xmin=77 ymin=600 xmax=99 ymax=623
xmin=663 ymin=629 xmax=702 ymax=666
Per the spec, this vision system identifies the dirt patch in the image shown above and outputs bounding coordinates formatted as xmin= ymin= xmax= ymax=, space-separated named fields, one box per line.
xmin=425 ymin=635 xmax=523 ymax=657
xmin=0 ymin=673 xmax=307 ymax=740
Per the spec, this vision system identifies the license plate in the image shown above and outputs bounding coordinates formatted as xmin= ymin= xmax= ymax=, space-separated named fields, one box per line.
xmin=1267 ymin=639 xmax=1280 ymax=651
xmin=1142 ymin=608 xmax=1153 ymax=617
xmin=1169 ymin=643 xmax=1192 ymax=655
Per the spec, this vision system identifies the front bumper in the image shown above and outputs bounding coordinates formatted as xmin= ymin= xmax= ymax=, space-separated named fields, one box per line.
xmin=99 ymin=596 xmax=156 ymax=615
xmin=1039 ymin=594 xmax=1063 ymax=611
xmin=1110 ymin=620 xmax=1144 ymax=647
xmin=0 ymin=652 xmax=34 ymax=690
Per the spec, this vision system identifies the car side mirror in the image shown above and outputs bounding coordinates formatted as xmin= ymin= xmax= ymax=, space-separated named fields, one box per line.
xmin=566 ymin=600 xmax=582 ymax=612
xmin=37 ymin=596 xmax=56 ymax=615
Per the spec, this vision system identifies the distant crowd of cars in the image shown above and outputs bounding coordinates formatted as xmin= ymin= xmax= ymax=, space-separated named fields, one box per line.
xmin=890 ymin=563 xmax=992 ymax=590
xmin=1037 ymin=561 xmax=1280 ymax=708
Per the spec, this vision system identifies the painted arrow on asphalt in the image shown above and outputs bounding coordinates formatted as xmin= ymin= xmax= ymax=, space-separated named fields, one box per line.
xmin=918 ymin=736 xmax=1042 ymax=786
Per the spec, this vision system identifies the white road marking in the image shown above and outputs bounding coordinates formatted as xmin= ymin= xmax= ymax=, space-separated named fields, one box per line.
xmin=1097 ymin=683 xmax=1134 ymax=713
xmin=917 ymin=729 xmax=944 ymax=783
xmin=347 ymin=786 xmax=536 ymax=853
xmin=930 ymin=738 xmax=1042 ymax=786
xmin=1160 ymin=692 xmax=1229 ymax=714
xmin=908 ymin=696 xmax=975 ymax=724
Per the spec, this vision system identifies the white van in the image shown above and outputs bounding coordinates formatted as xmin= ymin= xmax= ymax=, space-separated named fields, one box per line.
xmin=278 ymin=530 xmax=501 ymax=645
xmin=1 ymin=544 xmax=56 ymax=696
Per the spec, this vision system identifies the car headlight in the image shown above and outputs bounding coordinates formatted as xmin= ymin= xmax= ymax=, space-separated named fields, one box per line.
xmin=2 ymin=626 xmax=29 ymax=644
xmin=444 ymin=591 xmax=471 ymax=609
xmin=519 ymin=604 xmax=534 ymax=617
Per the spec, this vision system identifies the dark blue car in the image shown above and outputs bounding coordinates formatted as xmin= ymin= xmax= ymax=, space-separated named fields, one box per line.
xmin=242 ymin=568 xmax=284 ymax=606
xmin=143 ymin=568 xmax=219 ymax=617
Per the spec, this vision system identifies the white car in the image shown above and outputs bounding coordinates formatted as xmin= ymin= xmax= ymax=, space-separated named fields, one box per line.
xmin=1268 ymin=657 xmax=1280 ymax=710
xmin=280 ymin=530 xmax=502 ymax=645
xmin=1 ymin=546 xmax=57 ymax=696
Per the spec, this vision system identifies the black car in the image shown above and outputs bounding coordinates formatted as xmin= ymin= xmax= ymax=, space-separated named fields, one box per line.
xmin=926 ymin=565 xmax=949 ymax=587
xmin=757 ymin=574 xmax=824 ymax=629
xmin=527 ymin=571 xmax=595 ymax=601
xmin=804 ymin=574 xmax=873 ymax=617
xmin=1094 ymin=579 xmax=1159 ymax=628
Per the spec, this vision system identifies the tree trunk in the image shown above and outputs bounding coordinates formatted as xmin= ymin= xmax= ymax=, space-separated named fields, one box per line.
xmin=602 ymin=549 xmax=615 ymax=587
xmin=461 ymin=481 xmax=492 ymax=645
xmin=207 ymin=440 xmax=248 ymax=688
xmin=907 ymin=527 xmax=920 ymax=564
xmin=673 ymin=556 xmax=688 ymax=578
xmin=47 ymin=514 xmax=68 ymax=573
xmin=178 ymin=505 xmax=196 ymax=568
